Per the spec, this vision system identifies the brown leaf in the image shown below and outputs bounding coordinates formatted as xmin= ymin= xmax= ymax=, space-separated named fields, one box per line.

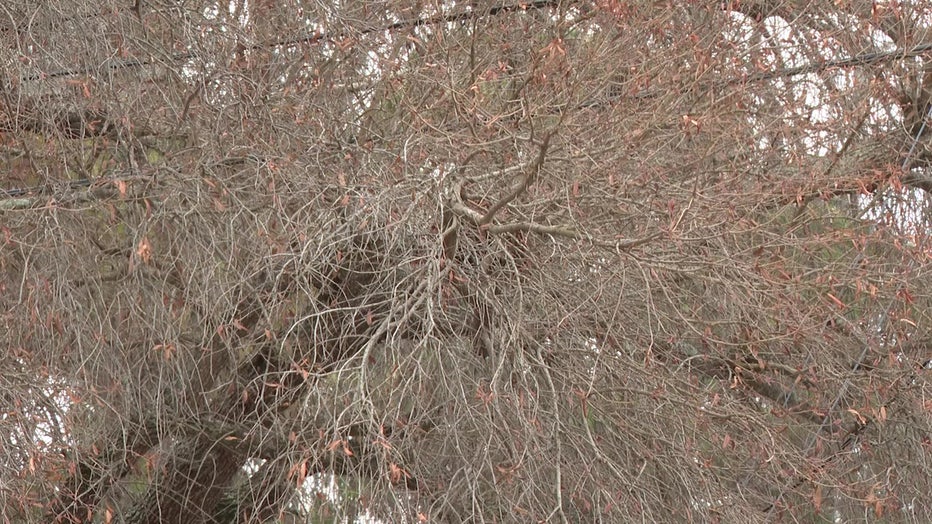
xmin=136 ymin=237 xmax=152 ymax=264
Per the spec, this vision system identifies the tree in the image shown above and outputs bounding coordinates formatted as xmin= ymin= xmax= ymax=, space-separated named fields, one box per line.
xmin=3 ymin=0 xmax=932 ymax=522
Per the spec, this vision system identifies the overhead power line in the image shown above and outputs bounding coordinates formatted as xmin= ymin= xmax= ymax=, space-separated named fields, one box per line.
xmin=11 ymin=0 xmax=931 ymax=90
xmin=16 ymin=0 xmax=565 ymax=82
xmin=738 ymin=42 xmax=932 ymax=85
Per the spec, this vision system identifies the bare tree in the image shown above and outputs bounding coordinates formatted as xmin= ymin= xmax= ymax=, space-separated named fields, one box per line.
xmin=4 ymin=1 xmax=932 ymax=522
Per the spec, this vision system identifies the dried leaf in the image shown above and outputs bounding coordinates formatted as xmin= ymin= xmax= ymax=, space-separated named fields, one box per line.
xmin=136 ymin=237 xmax=152 ymax=264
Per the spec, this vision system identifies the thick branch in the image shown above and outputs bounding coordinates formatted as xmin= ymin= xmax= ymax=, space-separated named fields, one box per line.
xmin=479 ymin=132 xmax=554 ymax=225
xmin=449 ymin=178 xmax=658 ymax=251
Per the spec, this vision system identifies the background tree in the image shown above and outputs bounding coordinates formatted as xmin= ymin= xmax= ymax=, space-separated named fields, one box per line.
xmin=4 ymin=1 xmax=932 ymax=522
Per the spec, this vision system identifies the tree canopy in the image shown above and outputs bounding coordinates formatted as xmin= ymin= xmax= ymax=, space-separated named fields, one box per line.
xmin=4 ymin=1 xmax=932 ymax=522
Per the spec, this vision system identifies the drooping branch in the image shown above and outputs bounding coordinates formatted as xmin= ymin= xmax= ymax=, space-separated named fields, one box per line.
xmin=47 ymin=419 xmax=159 ymax=524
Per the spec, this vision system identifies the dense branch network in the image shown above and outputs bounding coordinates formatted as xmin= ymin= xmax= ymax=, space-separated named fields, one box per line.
xmin=4 ymin=1 xmax=932 ymax=523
